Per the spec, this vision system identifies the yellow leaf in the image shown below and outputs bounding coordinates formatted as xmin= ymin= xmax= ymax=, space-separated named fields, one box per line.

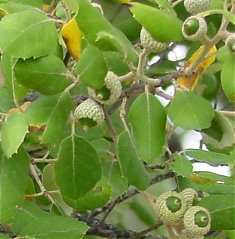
xmin=61 ymin=18 xmax=83 ymax=61
xmin=177 ymin=46 xmax=217 ymax=90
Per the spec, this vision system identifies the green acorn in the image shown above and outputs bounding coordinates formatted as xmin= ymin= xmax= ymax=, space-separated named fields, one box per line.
xmin=140 ymin=27 xmax=168 ymax=52
xmin=183 ymin=206 xmax=211 ymax=237
xmin=154 ymin=191 xmax=187 ymax=225
xmin=181 ymin=188 xmax=199 ymax=209
xmin=74 ymin=99 xmax=105 ymax=129
xmin=182 ymin=16 xmax=207 ymax=41
xmin=88 ymin=71 xmax=122 ymax=104
xmin=184 ymin=0 xmax=210 ymax=15
xmin=225 ymin=34 xmax=235 ymax=54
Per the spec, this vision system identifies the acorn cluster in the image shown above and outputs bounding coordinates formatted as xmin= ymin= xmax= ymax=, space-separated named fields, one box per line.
xmin=154 ymin=189 xmax=211 ymax=239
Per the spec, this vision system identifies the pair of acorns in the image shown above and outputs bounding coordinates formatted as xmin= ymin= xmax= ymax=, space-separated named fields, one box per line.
xmin=74 ymin=71 xmax=122 ymax=129
xmin=154 ymin=189 xmax=211 ymax=239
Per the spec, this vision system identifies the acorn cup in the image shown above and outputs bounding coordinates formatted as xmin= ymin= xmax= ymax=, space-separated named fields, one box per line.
xmin=154 ymin=191 xmax=187 ymax=226
xmin=88 ymin=71 xmax=122 ymax=105
xmin=184 ymin=0 xmax=210 ymax=15
xmin=74 ymin=98 xmax=105 ymax=131
xmin=183 ymin=206 xmax=211 ymax=238
xmin=140 ymin=27 xmax=168 ymax=52
xmin=182 ymin=16 xmax=207 ymax=41
xmin=180 ymin=188 xmax=199 ymax=209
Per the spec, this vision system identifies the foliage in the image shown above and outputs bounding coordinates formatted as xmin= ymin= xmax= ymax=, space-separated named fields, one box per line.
xmin=0 ymin=0 xmax=234 ymax=238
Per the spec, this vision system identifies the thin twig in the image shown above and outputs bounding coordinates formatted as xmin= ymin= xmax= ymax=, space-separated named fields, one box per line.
xmin=104 ymin=107 xmax=118 ymax=142
xmin=91 ymin=171 xmax=175 ymax=218
xmin=137 ymin=220 xmax=163 ymax=237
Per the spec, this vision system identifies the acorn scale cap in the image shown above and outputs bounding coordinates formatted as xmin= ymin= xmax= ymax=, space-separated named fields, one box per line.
xmin=140 ymin=28 xmax=168 ymax=52
xmin=183 ymin=206 xmax=211 ymax=237
xmin=182 ymin=16 xmax=207 ymax=41
xmin=88 ymin=71 xmax=122 ymax=105
xmin=181 ymin=188 xmax=199 ymax=209
xmin=75 ymin=98 xmax=105 ymax=126
xmin=184 ymin=0 xmax=210 ymax=15
xmin=154 ymin=191 xmax=187 ymax=225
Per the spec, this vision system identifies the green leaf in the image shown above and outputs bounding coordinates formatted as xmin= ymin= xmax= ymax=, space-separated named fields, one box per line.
xmin=178 ymin=176 xmax=235 ymax=194
xmin=185 ymin=149 xmax=233 ymax=165
xmin=104 ymin=52 xmax=130 ymax=75
xmin=196 ymin=171 xmax=234 ymax=185
xmin=68 ymin=178 xmax=112 ymax=212
xmin=42 ymin=164 xmax=73 ymax=215
xmin=77 ymin=45 xmax=108 ymax=89
xmin=0 ymin=2 xmax=32 ymax=14
xmin=118 ymin=130 xmax=150 ymax=190
xmin=130 ymin=3 xmax=183 ymax=42
xmin=169 ymin=154 xmax=193 ymax=177
xmin=199 ymin=195 xmax=235 ymax=230
xmin=14 ymin=55 xmax=69 ymax=95
xmin=0 ymin=147 xmax=29 ymax=222
xmin=0 ymin=87 xmax=14 ymax=112
xmin=0 ymin=10 xmax=58 ymax=58
xmin=128 ymin=93 xmax=166 ymax=163
xmin=54 ymin=135 xmax=101 ymax=200
xmin=20 ymin=216 xmax=88 ymax=239
xmin=168 ymin=91 xmax=214 ymax=130
xmin=75 ymin=0 xmax=137 ymax=61
xmin=0 ymin=53 xmax=28 ymax=100
xmin=0 ymin=234 xmax=11 ymax=239
xmin=12 ymin=202 xmax=88 ymax=239
xmin=12 ymin=202 xmax=49 ymax=233
xmin=154 ymin=0 xmax=176 ymax=15
xmin=25 ymin=95 xmax=61 ymax=127
xmin=109 ymin=161 xmax=128 ymax=198
xmin=202 ymin=112 xmax=234 ymax=149
xmin=0 ymin=1 xmax=43 ymax=14
xmin=41 ymin=93 xmax=73 ymax=144
xmin=221 ymin=52 xmax=235 ymax=102
xmin=10 ymin=0 xmax=43 ymax=8
xmin=1 ymin=112 xmax=28 ymax=158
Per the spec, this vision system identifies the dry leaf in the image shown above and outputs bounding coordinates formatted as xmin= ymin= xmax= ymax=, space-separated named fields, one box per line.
xmin=8 ymin=101 xmax=31 ymax=114
xmin=177 ymin=46 xmax=217 ymax=90
xmin=61 ymin=18 xmax=83 ymax=61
